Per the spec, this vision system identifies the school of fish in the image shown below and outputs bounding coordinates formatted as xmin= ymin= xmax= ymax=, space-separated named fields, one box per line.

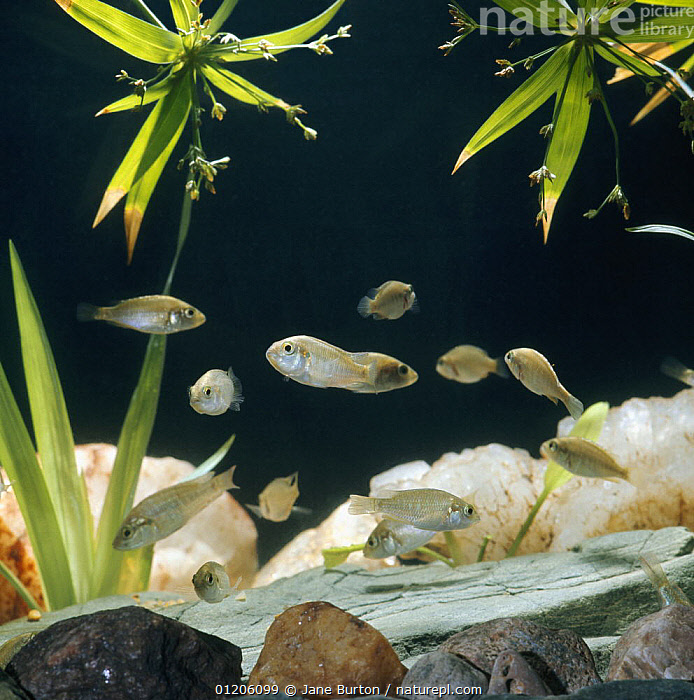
xmin=80 ymin=279 xmax=690 ymax=589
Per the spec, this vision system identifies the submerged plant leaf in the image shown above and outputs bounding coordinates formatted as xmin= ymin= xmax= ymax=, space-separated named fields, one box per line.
xmin=168 ymin=0 xmax=196 ymax=33
xmin=627 ymin=223 xmax=694 ymax=241
xmin=199 ymin=64 xmax=290 ymax=108
xmin=453 ymin=45 xmax=571 ymax=172
xmin=53 ymin=0 xmax=182 ymax=62
xmin=541 ymin=45 xmax=593 ymax=241
xmin=96 ymin=70 xmax=179 ymax=116
xmin=179 ymin=434 xmax=237 ymax=483
xmin=322 ymin=544 xmax=364 ymax=568
xmin=9 ymin=242 xmax=95 ymax=604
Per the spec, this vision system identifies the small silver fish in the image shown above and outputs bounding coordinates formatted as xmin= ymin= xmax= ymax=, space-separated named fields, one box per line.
xmin=266 ymin=335 xmax=418 ymax=393
xmin=660 ymin=357 xmax=694 ymax=387
xmin=639 ymin=552 xmax=691 ymax=608
xmin=540 ymin=437 xmax=630 ymax=482
xmin=77 ymin=295 xmax=205 ymax=334
xmin=192 ymin=561 xmax=234 ymax=603
xmin=189 ymin=367 xmax=243 ymax=415
xmin=436 ymin=345 xmax=510 ymax=384
xmin=113 ymin=466 xmax=238 ymax=550
xmin=357 ymin=280 xmax=417 ymax=320
xmin=505 ymin=348 xmax=583 ymax=419
xmin=349 ymin=488 xmax=480 ymax=531
xmin=363 ymin=518 xmax=435 ymax=559
xmin=246 ymin=472 xmax=302 ymax=522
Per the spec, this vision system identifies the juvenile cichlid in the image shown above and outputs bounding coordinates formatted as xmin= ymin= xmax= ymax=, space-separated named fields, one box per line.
xmin=192 ymin=561 xmax=235 ymax=603
xmin=266 ymin=335 xmax=418 ymax=393
xmin=660 ymin=356 xmax=694 ymax=387
xmin=189 ymin=367 xmax=243 ymax=415
xmin=639 ymin=553 xmax=691 ymax=607
xmin=363 ymin=518 xmax=436 ymax=559
xmin=349 ymin=488 xmax=480 ymax=531
xmin=246 ymin=472 xmax=302 ymax=522
xmin=540 ymin=437 xmax=630 ymax=482
xmin=436 ymin=345 xmax=510 ymax=384
xmin=77 ymin=295 xmax=205 ymax=334
xmin=113 ymin=467 xmax=238 ymax=550
xmin=357 ymin=280 xmax=417 ymax=320
xmin=505 ymin=348 xmax=583 ymax=420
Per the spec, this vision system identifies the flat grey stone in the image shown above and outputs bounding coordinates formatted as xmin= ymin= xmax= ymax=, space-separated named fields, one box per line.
xmin=0 ymin=527 xmax=691 ymax=681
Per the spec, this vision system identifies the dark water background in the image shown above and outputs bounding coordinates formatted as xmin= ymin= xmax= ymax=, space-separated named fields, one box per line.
xmin=4 ymin=0 xmax=693 ymax=563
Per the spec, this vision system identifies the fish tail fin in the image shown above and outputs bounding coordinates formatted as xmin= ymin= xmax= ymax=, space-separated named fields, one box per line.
xmin=564 ymin=394 xmax=584 ymax=420
xmin=357 ymin=296 xmax=373 ymax=318
xmin=409 ymin=297 xmax=420 ymax=314
xmin=214 ymin=465 xmax=239 ymax=492
xmin=660 ymin=356 xmax=689 ymax=384
xmin=494 ymin=357 xmax=510 ymax=378
xmin=227 ymin=367 xmax=244 ymax=411
xmin=639 ymin=552 xmax=668 ymax=591
xmin=76 ymin=303 xmax=101 ymax=322
xmin=348 ymin=494 xmax=377 ymax=515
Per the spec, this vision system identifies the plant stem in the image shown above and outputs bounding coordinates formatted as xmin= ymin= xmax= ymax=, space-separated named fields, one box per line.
xmin=505 ymin=486 xmax=551 ymax=557
xmin=444 ymin=531 xmax=464 ymax=566
xmin=163 ymin=191 xmax=192 ymax=295
xmin=477 ymin=534 xmax=492 ymax=562
xmin=0 ymin=560 xmax=42 ymax=612
xmin=416 ymin=546 xmax=456 ymax=568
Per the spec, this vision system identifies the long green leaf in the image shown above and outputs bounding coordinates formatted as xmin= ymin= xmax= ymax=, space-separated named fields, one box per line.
xmin=493 ymin=0 xmax=575 ymax=30
xmin=200 ymin=63 xmax=289 ymax=107
xmin=178 ymin=434 xmax=236 ymax=483
xmin=595 ymin=42 xmax=661 ymax=77
xmin=542 ymin=45 xmax=593 ymax=240
xmin=96 ymin=70 xmax=178 ymax=116
xmin=123 ymin=73 xmax=192 ymax=262
xmin=453 ymin=44 xmax=571 ymax=172
xmin=169 ymin=0 xmax=196 ymax=32
xmin=618 ymin=15 xmax=694 ymax=42
xmin=0 ymin=364 xmax=75 ymax=610
xmin=207 ymin=0 xmax=242 ymax=34
xmin=208 ymin=0 xmax=347 ymax=63
xmin=638 ymin=0 xmax=694 ymax=6
xmin=0 ymin=560 xmax=42 ymax=612
xmin=10 ymin=242 xmax=94 ymax=603
xmin=90 ymin=334 xmax=167 ymax=598
xmin=53 ymin=0 xmax=182 ymax=63
xmin=627 ymin=223 xmax=694 ymax=240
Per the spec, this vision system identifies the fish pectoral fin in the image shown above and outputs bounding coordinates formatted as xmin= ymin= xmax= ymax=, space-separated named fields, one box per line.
xmin=245 ymin=504 xmax=263 ymax=519
xmin=545 ymin=395 xmax=559 ymax=405
xmin=290 ymin=505 xmax=313 ymax=516
xmin=345 ymin=382 xmax=375 ymax=393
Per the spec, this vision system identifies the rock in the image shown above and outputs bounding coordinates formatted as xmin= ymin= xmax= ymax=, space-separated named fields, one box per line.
xmin=6 ymin=605 xmax=241 ymax=699
xmin=488 ymin=679 xmax=694 ymax=699
xmin=400 ymin=651 xmax=488 ymax=698
xmin=256 ymin=389 xmax=694 ymax=582
xmin=440 ymin=618 xmax=601 ymax=694
xmin=0 ymin=667 xmax=31 ymax=699
xmin=606 ymin=603 xmax=694 ymax=681
xmin=0 ymin=443 xmax=258 ymax=622
xmin=248 ymin=601 xmax=406 ymax=696
xmin=488 ymin=649 xmax=551 ymax=695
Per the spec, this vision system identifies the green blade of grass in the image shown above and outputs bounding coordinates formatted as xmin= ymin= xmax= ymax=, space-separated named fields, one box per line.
xmin=200 ymin=63 xmax=290 ymax=108
xmin=53 ymin=0 xmax=182 ymax=62
xmin=168 ymin=0 xmax=195 ymax=32
xmin=10 ymin=242 xmax=94 ymax=603
xmin=207 ymin=0 xmax=241 ymax=34
xmin=618 ymin=15 xmax=694 ymax=43
xmin=0 ymin=361 xmax=75 ymax=610
xmin=506 ymin=402 xmax=609 ymax=557
xmin=595 ymin=43 xmax=661 ymax=77
xmin=541 ymin=45 xmax=593 ymax=240
xmin=116 ymin=544 xmax=154 ymax=594
xmin=90 ymin=334 xmax=167 ymax=598
xmin=0 ymin=560 xmax=43 ymax=612
xmin=178 ymin=434 xmax=236 ymax=483
xmin=123 ymin=73 xmax=192 ymax=262
xmin=96 ymin=70 xmax=178 ymax=116
xmin=452 ymin=44 xmax=571 ymax=173
xmin=626 ymin=224 xmax=694 ymax=241
xmin=493 ymin=0 xmax=575 ymax=30
xmin=208 ymin=0 xmax=347 ymax=63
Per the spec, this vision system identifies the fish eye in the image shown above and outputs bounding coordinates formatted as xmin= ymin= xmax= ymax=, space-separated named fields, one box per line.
xmin=464 ymin=505 xmax=474 ymax=517
xmin=121 ymin=527 xmax=132 ymax=539
xmin=505 ymin=351 xmax=513 ymax=361
xmin=367 ymin=536 xmax=378 ymax=547
xmin=283 ymin=342 xmax=295 ymax=355
xmin=548 ymin=440 xmax=558 ymax=452
xmin=203 ymin=386 xmax=212 ymax=397
xmin=184 ymin=307 xmax=195 ymax=318
xmin=398 ymin=364 xmax=409 ymax=375
xmin=206 ymin=573 xmax=214 ymax=585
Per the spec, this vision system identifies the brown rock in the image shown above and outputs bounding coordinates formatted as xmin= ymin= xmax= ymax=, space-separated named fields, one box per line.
xmin=401 ymin=651 xmax=488 ymax=698
xmin=248 ymin=601 xmax=407 ymax=697
xmin=488 ymin=649 xmax=551 ymax=695
xmin=607 ymin=604 xmax=694 ymax=680
xmin=440 ymin=617 xmax=601 ymax=694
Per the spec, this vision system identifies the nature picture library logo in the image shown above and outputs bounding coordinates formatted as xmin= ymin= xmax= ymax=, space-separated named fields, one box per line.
xmin=471 ymin=2 xmax=694 ymax=38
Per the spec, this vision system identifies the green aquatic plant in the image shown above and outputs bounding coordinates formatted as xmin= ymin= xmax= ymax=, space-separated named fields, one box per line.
xmin=505 ymin=401 xmax=609 ymax=557
xmin=443 ymin=0 xmax=694 ymax=240
xmin=321 ymin=542 xmax=457 ymax=569
xmin=627 ymin=223 xmax=694 ymax=240
xmin=0 ymin=247 xmax=236 ymax=610
xmin=53 ymin=0 xmax=350 ymax=261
